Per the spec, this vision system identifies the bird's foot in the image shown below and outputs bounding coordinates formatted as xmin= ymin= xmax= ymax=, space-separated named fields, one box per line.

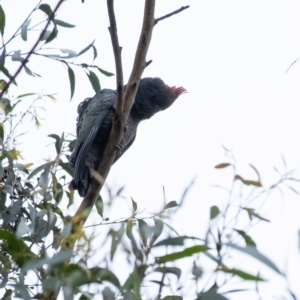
xmin=115 ymin=144 xmax=124 ymax=152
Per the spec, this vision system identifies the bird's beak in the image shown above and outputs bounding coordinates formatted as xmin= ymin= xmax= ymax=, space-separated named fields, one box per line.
xmin=171 ymin=86 xmax=187 ymax=98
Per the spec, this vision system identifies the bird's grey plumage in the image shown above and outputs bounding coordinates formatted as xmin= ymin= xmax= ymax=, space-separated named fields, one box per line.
xmin=69 ymin=77 xmax=186 ymax=197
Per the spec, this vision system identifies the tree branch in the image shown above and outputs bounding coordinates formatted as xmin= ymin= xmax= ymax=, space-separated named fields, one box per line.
xmin=107 ymin=0 xmax=124 ymax=115
xmin=123 ymin=0 xmax=155 ymax=117
xmin=0 ymin=0 xmax=65 ymax=98
xmin=69 ymin=0 xmax=156 ymax=238
xmin=155 ymin=5 xmax=189 ymax=24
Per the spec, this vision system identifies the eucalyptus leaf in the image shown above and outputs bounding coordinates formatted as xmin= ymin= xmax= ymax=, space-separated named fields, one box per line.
xmin=67 ymin=65 xmax=75 ymax=100
xmin=95 ymin=194 xmax=103 ymax=217
xmin=21 ymin=19 xmax=31 ymax=41
xmin=48 ymin=48 xmax=77 ymax=59
xmin=225 ymin=243 xmax=281 ymax=274
xmin=0 ymin=48 xmax=5 ymax=68
xmin=1 ymin=184 xmax=13 ymax=194
xmin=164 ymin=201 xmax=178 ymax=210
xmin=235 ymin=229 xmax=256 ymax=247
xmin=39 ymin=4 xmax=53 ymax=18
xmin=16 ymin=218 xmax=30 ymax=238
xmin=45 ymin=27 xmax=58 ymax=44
xmin=156 ymin=245 xmax=208 ymax=264
xmin=0 ymin=98 xmax=12 ymax=115
xmin=87 ymin=70 xmax=100 ymax=93
xmin=210 ymin=205 xmax=220 ymax=219
xmin=198 ymin=291 xmax=229 ymax=300
xmin=0 ymin=5 xmax=5 ymax=36
xmin=54 ymin=19 xmax=75 ymax=28
xmin=0 ymin=79 xmax=6 ymax=90
xmin=131 ymin=197 xmax=137 ymax=212
xmin=40 ymin=30 xmax=52 ymax=41
xmin=77 ymin=40 xmax=95 ymax=57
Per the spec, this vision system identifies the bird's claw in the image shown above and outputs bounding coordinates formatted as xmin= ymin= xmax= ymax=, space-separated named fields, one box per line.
xmin=115 ymin=144 xmax=124 ymax=152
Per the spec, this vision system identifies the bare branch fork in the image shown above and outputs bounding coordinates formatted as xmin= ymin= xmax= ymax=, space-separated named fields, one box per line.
xmin=0 ymin=0 xmax=65 ymax=98
xmin=68 ymin=0 xmax=189 ymax=243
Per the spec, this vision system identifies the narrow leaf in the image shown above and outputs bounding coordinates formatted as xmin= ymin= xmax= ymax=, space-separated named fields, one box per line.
xmin=0 ymin=229 xmax=37 ymax=267
xmin=54 ymin=19 xmax=75 ymax=28
xmin=235 ymin=175 xmax=262 ymax=187
xmin=1 ymin=184 xmax=13 ymax=194
xmin=235 ymin=229 xmax=256 ymax=247
xmin=16 ymin=93 xmax=36 ymax=98
xmin=220 ymin=267 xmax=264 ymax=281
xmin=164 ymin=201 xmax=178 ymax=210
xmin=67 ymin=65 xmax=75 ymax=100
xmin=27 ymin=161 xmax=53 ymax=180
xmin=210 ymin=205 xmax=220 ymax=220
xmin=0 ymin=123 xmax=4 ymax=140
xmin=156 ymin=245 xmax=208 ymax=264
xmin=21 ymin=19 xmax=31 ymax=41
xmin=77 ymin=40 xmax=95 ymax=57
xmin=11 ymin=50 xmax=24 ymax=62
xmin=40 ymin=30 xmax=51 ymax=41
xmin=95 ymin=194 xmax=103 ymax=217
xmin=198 ymin=291 xmax=229 ymax=300
xmin=59 ymin=161 xmax=74 ymax=176
xmin=215 ymin=163 xmax=231 ymax=169
xmin=92 ymin=45 xmax=97 ymax=61
xmin=154 ymin=267 xmax=181 ymax=280
xmin=1 ymin=289 xmax=12 ymax=300
xmin=150 ymin=218 xmax=164 ymax=246
xmin=0 ymin=66 xmax=16 ymax=85
xmin=249 ymin=163 xmax=261 ymax=181
xmin=48 ymin=134 xmax=60 ymax=154
xmin=48 ymin=48 xmax=77 ymax=59
xmin=0 ymin=79 xmax=6 ymax=90
xmin=0 ymin=98 xmax=12 ymax=115
xmin=95 ymin=66 xmax=114 ymax=77
xmin=131 ymin=198 xmax=137 ymax=212
xmin=0 ymin=48 xmax=5 ymax=68
xmin=87 ymin=70 xmax=100 ymax=93
xmin=252 ymin=211 xmax=270 ymax=222
xmin=39 ymin=4 xmax=53 ymax=18
xmin=225 ymin=243 xmax=281 ymax=274
xmin=0 ymin=5 xmax=5 ymax=36
xmin=45 ymin=27 xmax=58 ymax=44
xmin=153 ymin=236 xmax=196 ymax=247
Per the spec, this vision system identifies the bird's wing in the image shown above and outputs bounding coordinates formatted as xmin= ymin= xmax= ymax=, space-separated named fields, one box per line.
xmin=72 ymin=89 xmax=116 ymax=186
xmin=76 ymin=97 xmax=92 ymax=137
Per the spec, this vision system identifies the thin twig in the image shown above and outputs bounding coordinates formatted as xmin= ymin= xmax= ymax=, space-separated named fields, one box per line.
xmin=0 ymin=0 xmax=65 ymax=98
xmin=155 ymin=5 xmax=189 ymax=24
xmin=107 ymin=0 xmax=124 ymax=115
xmin=286 ymin=57 xmax=300 ymax=73
xmin=123 ymin=0 xmax=156 ymax=117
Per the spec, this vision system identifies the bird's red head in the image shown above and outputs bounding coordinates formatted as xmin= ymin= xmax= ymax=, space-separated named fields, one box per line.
xmin=166 ymin=86 xmax=187 ymax=107
xmin=132 ymin=78 xmax=187 ymax=119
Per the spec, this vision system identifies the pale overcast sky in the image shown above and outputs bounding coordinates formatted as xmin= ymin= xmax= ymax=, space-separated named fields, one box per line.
xmin=2 ymin=0 xmax=300 ymax=299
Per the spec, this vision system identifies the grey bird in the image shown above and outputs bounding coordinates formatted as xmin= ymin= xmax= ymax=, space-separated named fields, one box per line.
xmin=69 ymin=77 xmax=186 ymax=197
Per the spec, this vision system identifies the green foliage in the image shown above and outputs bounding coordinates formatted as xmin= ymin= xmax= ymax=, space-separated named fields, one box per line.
xmin=0 ymin=105 xmax=298 ymax=299
xmin=0 ymin=2 xmax=113 ymax=100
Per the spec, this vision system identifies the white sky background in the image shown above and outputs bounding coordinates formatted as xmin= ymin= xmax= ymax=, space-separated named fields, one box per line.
xmin=2 ymin=0 xmax=300 ymax=299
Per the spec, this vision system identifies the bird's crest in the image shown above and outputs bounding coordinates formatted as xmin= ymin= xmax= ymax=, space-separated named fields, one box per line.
xmin=171 ymin=86 xmax=187 ymax=97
